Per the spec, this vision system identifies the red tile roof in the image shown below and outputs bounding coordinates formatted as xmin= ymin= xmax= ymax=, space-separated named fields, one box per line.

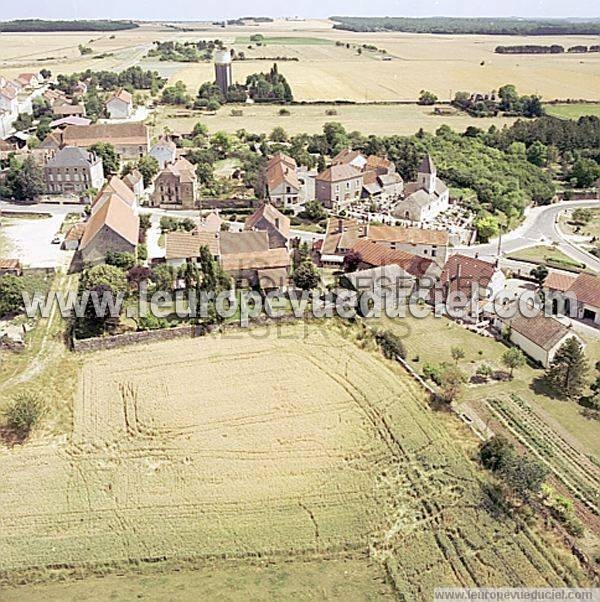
xmin=567 ymin=273 xmax=600 ymax=309
xmin=368 ymin=224 xmax=449 ymax=246
xmin=352 ymin=239 xmax=434 ymax=278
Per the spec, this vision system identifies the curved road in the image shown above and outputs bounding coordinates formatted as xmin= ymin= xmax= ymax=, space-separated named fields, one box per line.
xmin=457 ymin=200 xmax=600 ymax=273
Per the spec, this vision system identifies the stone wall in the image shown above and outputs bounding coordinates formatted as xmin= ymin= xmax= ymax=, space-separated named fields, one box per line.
xmin=72 ymin=324 xmax=205 ymax=353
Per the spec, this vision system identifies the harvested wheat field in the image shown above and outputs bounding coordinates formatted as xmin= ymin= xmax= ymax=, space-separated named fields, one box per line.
xmin=0 ymin=323 xmax=588 ymax=597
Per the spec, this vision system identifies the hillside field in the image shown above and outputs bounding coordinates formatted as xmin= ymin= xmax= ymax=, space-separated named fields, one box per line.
xmin=0 ymin=322 xmax=588 ymax=597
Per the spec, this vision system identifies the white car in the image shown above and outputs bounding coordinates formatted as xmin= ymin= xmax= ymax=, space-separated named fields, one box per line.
xmin=51 ymin=234 xmax=63 ymax=244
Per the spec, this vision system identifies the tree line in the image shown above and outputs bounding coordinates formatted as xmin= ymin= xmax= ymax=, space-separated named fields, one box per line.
xmin=329 ymin=16 xmax=600 ymax=35
xmin=0 ymin=19 xmax=138 ymax=32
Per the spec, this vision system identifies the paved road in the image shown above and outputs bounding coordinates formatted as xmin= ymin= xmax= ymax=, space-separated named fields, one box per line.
xmin=456 ymin=200 xmax=600 ymax=273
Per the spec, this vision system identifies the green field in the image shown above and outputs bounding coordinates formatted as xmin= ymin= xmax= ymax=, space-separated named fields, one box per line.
xmin=507 ymin=245 xmax=587 ymax=272
xmin=234 ymin=36 xmax=333 ymax=45
xmin=545 ymin=103 xmax=600 ymax=120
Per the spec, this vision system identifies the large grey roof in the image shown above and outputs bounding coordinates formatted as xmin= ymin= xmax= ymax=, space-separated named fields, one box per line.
xmin=46 ymin=146 xmax=98 ymax=168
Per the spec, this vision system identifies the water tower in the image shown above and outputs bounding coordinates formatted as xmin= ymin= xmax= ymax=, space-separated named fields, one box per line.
xmin=214 ymin=49 xmax=232 ymax=96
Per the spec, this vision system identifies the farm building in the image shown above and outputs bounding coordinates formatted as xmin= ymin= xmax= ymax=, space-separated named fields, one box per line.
xmin=0 ymin=259 xmax=22 ymax=276
xmin=61 ymin=123 xmax=150 ymax=160
xmin=543 ymin=271 xmax=600 ymax=326
xmin=80 ymin=195 xmax=139 ymax=264
xmin=498 ymin=313 xmax=583 ymax=368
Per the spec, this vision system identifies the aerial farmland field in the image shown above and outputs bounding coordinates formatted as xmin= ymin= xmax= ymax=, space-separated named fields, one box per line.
xmin=0 ymin=323 xmax=587 ymax=596
xmin=2 ymin=20 xmax=600 ymax=103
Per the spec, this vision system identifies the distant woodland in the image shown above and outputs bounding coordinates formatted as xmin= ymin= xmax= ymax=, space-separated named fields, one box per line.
xmin=330 ymin=16 xmax=600 ymax=35
xmin=0 ymin=19 xmax=139 ymax=32
xmin=496 ymin=44 xmax=600 ymax=54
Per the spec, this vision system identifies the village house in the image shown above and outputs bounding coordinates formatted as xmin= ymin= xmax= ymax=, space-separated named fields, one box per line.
xmin=198 ymin=211 xmax=223 ymax=233
xmin=244 ymin=203 xmax=290 ymax=249
xmin=265 ymin=152 xmax=302 ymax=209
xmin=392 ymin=155 xmax=450 ymax=223
xmin=331 ymin=148 xmax=368 ymax=171
xmin=220 ymin=246 xmax=290 ymax=291
xmin=165 ymin=230 xmax=221 ymax=268
xmin=438 ymin=254 xmax=506 ymax=322
xmin=544 ymin=271 xmax=600 ymax=326
xmin=181 ymin=229 xmax=289 ymax=291
xmin=367 ymin=223 xmax=449 ymax=265
xmin=0 ymin=259 xmax=22 ymax=276
xmin=497 ymin=313 xmax=583 ymax=368
xmin=44 ymin=146 xmax=105 ymax=195
xmin=149 ymin=136 xmax=177 ymax=169
xmin=52 ymin=100 xmax=86 ymax=118
xmin=16 ymin=73 xmax=42 ymax=89
xmin=318 ymin=217 xmax=368 ymax=267
xmin=80 ymin=195 xmax=140 ymax=264
xmin=92 ymin=176 xmax=138 ymax=214
xmin=316 ymin=164 xmax=363 ymax=211
xmin=351 ymin=238 xmax=440 ymax=281
xmin=340 ymin=264 xmax=416 ymax=303
xmin=122 ymin=169 xmax=145 ymax=199
xmin=150 ymin=158 xmax=197 ymax=209
xmin=106 ymin=89 xmax=133 ymax=119
xmin=61 ymin=123 xmax=150 ymax=160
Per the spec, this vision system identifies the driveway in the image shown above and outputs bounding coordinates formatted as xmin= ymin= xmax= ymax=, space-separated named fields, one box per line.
xmin=0 ymin=201 xmax=83 ymax=269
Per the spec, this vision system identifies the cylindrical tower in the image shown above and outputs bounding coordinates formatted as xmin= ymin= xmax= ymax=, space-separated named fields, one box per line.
xmin=214 ymin=49 xmax=232 ymax=96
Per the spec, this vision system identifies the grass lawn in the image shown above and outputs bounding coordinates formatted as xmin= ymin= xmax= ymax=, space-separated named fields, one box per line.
xmin=545 ymin=103 xmax=600 ymax=120
xmin=507 ymin=245 xmax=587 ymax=272
xmin=373 ymin=313 xmax=600 ymax=459
xmin=559 ymin=209 xmax=600 ymax=240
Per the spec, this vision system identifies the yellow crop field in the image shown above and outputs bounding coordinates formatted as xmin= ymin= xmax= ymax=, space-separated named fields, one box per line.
xmin=1 ymin=21 xmax=599 ymax=102
xmin=152 ymin=103 xmax=518 ymax=138
xmin=0 ymin=323 xmax=587 ymax=596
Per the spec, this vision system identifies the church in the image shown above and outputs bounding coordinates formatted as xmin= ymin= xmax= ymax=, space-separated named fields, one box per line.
xmin=392 ymin=154 xmax=450 ymax=223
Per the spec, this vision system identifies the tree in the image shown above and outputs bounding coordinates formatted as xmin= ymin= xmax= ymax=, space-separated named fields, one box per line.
xmin=544 ymin=337 xmax=589 ymax=399
xmin=269 ymin=126 xmax=288 ymax=142
xmin=80 ymin=264 xmax=127 ymax=293
xmin=342 ymin=249 xmax=362 ymax=273
xmin=13 ymin=112 xmax=33 ymax=131
xmin=500 ymin=455 xmax=548 ymax=499
xmin=530 ymin=264 xmax=548 ymax=286
xmin=105 ymin=251 xmax=136 ymax=271
xmin=475 ymin=215 xmax=499 ymax=243
xmin=2 ymin=392 xmax=45 ymax=439
xmin=135 ymin=155 xmax=159 ymax=187
xmin=526 ymin=140 xmax=548 ymax=167
xmin=293 ymin=241 xmax=311 ymax=270
xmin=438 ymin=366 xmax=467 ymax=404
xmin=418 ymin=90 xmax=438 ymax=105
xmin=572 ymin=208 xmax=593 ymax=225
xmin=0 ymin=275 xmax=25 ymax=317
xmin=2 ymin=155 xmax=45 ymax=201
xmin=88 ymin=142 xmax=119 ymax=176
xmin=479 ymin=436 xmax=515 ymax=472
xmin=292 ymin=260 xmax=320 ymax=291
xmin=571 ymin=158 xmax=600 ymax=188
xmin=502 ymin=347 xmax=526 ymax=378
xmin=374 ymin=330 xmax=407 ymax=360
xmin=451 ymin=346 xmax=465 ymax=364
xmin=151 ymin=264 xmax=175 ymax=292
